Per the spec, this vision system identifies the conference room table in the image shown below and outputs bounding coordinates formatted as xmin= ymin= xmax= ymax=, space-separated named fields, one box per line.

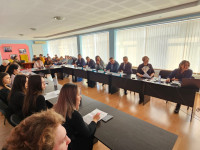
xmin=44 ymin=80 xmax=177 ymax=150
xmin=24 ymin=65 xmax=199 ymax=120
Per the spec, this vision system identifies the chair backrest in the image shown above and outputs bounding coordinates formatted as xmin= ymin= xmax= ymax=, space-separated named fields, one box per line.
xmin=10 ymin=114 xmax=22 ymax=127
xmin=159 ymin=70 xmax=172 ymax=79
xmin=0 ymin=99 xmax=8 ymax=116
xmin=132 ymin=69 xmax=137 ymax=74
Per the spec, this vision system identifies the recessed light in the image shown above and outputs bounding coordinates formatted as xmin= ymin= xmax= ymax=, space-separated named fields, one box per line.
xmin=30 ymin=28 xmax=36 ymax=31
xmin=53 ymin=16 xmax=65 ymax=21
xmin=19 ymin=34 xmax=24 ymax=36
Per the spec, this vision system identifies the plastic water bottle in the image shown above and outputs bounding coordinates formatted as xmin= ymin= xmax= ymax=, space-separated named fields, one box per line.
xmin=53 ymin=78 xmax=58 ymax=89
xmin=158 ymin=75 xmax=161 ymax=83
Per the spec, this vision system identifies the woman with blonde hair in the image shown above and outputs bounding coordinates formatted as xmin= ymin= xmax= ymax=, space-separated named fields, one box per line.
xmin=166 ymin=60 xmax=193 ymax=113
xmin=3 ymin=109 xmax=71 ymax=150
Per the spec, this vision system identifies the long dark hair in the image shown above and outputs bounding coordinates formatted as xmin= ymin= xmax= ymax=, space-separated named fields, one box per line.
xmin=53 ymin=83 xmax=78 ymax=119
xmin=8 ymin=75 xmax=27 ymax=101
xmin=22 ymin=75 xmax=43 ymax=117
xmin=0 ymin=72 xmax=9 ymax=88
xmin=7 ymin=64 xmax=19 ymax=76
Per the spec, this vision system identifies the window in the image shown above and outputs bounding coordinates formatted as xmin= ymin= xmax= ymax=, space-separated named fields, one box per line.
xmin=81 ymin=32 xmax=109 ymax=63
xmin=48 ymin=37 xmax=78 ymax=57
xmin=116 ymin=18 xmax=200 ymax=72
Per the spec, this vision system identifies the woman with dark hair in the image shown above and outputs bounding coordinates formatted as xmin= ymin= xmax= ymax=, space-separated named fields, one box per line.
xmin=0 ymin=72 xmax=11 ymax=104
xmin=8 ymin=75 xmax=28 ymax=117
xmin=44 ymin=57 xmax=56 ymax=78
xmin=22 ymin=75 xmax=47 ymax=118
xmin=95 ymin=55 xmax=104 ymax=70
xmin=13 ymin=56 xmax=21 ymax=66
xmin=166 ymin=60 xmax=193 ymax=113
xmin=34 ymin=57 xmax=44 ymax=69
xmin=53 ymin=83 xmax=100 ymax=150
xmin=6 ymin=63 xmax=20 ymax=87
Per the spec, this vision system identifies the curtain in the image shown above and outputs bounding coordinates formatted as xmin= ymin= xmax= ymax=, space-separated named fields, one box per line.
xmin=116 ymin=18 xmax=200 ymax=72
xmin=48 ymin=37 xmax=78 ymax=57
xmin=81 ymin=32 xmax=109 ymax=63
xmin=116 ymin=27 xmax=146 ymax=66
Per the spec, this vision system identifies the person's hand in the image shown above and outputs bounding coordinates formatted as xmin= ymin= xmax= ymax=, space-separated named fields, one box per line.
xmin=171 ymin=78 xmax=177 ymax=81
xmin=93 ymin=113 xmax=100 ymax=123
xmin=166 ymin=78 xmax=170 ymax=83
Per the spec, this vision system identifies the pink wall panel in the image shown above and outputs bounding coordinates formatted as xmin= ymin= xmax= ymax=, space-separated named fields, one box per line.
xmin=0 ymin=44 xmax=30 ymax=61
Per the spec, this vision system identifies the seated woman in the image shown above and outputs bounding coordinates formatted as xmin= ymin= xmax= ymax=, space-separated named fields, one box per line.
xmin=45 ymin=57 xmax=56 ymax=79
xmin=136 ymin=56 xmax=155 ymax=104
xmin=3 ymin=109 xmax=71 ymax=150
xmin=136 ymin=56 xmax=155 ymax=78
xmin=8 ymin=75 xmax=28 ymax=118
xmin=0 ymin=72 xmax=11 ymax=104
xmin=53 ymin=83 xmax=100 ymax=150
xmin=22 ymin=75 xmax=47 ymax=118
xmin=6 ymin=63 xmax=20 ymax=87
xmin=166 ymin=60 xmax=193 ymax=113
xmin=34 ymin=57 xmax=44 ymax=69
xmin=95 ymin=55 xmax=104 ymax=70
xmin=13 ymin=56 xmax=21 ymax=66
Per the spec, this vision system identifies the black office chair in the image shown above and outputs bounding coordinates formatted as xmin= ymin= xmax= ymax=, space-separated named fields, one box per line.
xmin=10 ymin=114 xmax=22 ymax=127
xmin=132 ymin=69 xmax=137 ymax=74
xmin=130 ymin=69 xmax=137 ymax=95
xmin=159 ymin=70 xmax=172 ymax=79
xmin=0 ymin=99 xmax=9 ymax=125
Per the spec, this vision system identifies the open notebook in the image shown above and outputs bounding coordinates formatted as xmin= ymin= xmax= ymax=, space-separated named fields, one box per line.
xmin=44 ymin=90 xmax=60 ymax=100
xmin=83 ymin=108 xmax=108 ymax=124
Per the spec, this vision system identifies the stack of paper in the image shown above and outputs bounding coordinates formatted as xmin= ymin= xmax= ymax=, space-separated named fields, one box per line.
xmin=83 ymin=108 xmax=108 ymax=124
xmin=44 ymin=90 xmax=60 ymax=100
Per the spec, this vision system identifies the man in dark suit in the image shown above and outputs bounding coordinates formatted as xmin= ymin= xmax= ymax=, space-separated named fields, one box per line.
xmin=75 ymin=54 xmax=85 ymax=67
xmin=106 ymin=57 xmax=119 ymax=73
xmin=118 ymin=56 xmax=133 ymax=74
xmin=86 ymin=56 xmax=95 ymax=69
xmin=118 ymin=56 xmax=133 ymax=95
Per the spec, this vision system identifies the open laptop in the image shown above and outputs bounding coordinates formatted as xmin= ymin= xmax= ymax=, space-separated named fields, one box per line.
xmin=181 ymin=78 xmax=200 ymax=88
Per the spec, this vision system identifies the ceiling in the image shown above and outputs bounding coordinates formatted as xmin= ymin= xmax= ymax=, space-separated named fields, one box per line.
xmin=0 ymin=0 xmax=200 ymax=40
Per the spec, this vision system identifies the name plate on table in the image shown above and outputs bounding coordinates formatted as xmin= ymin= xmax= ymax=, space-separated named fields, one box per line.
xmin=112 ymin=72 xmax=125 ymax=76
xmin=87 ymin=68 xmax=94 ymax=71
xmin=97 ymin=70 xmax=105 ymax=74
xmin=77 ymin=67 xmax=83 ymax=70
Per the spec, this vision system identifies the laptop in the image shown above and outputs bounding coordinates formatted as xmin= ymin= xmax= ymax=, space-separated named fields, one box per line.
xmin=181 ymin=78 xmax=200 ymax=88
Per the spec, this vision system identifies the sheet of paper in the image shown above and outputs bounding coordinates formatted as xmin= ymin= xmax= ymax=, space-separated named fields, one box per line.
xmin=143 ymin=73 xmax=151 ymax=79
xmin=44 ymin=90 xmax=60 ymax=100
xmin=83 ymin=108 xmax=108 ymax=124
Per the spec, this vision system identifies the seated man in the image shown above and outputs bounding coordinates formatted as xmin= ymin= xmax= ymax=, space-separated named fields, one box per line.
xmin=0 ymin=60 xmax=10 ymax=72
xmin=39 ymin=54 xmax=45 ymax=64
xmin=118 ymin=56 xmax=132 ymax=95
xmin=86 ymin=56 xmax=95 ymax=69
xmin=105 ymin=57 xmax=119 ymax=73
xmin=75 ymin=54 xmax=85 ymax=67
xmin=3 ymin=109 xmax=71 ymax=150
xmin=118 ymin=56 xmax=133 ymax=75
xmin=32 ymin=55 xmax=37 ymax=62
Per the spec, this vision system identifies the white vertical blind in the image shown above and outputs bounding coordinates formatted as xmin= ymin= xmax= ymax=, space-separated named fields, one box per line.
xmin=116 ymin=18 xmax=200 ymax=72
xmin=48 ymin=37 xmax=78 ymax=57
xmin=81 ymin=32 xmax=109 ymax=63
xmin=116 ymin=27 xmax=146 ymax=66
